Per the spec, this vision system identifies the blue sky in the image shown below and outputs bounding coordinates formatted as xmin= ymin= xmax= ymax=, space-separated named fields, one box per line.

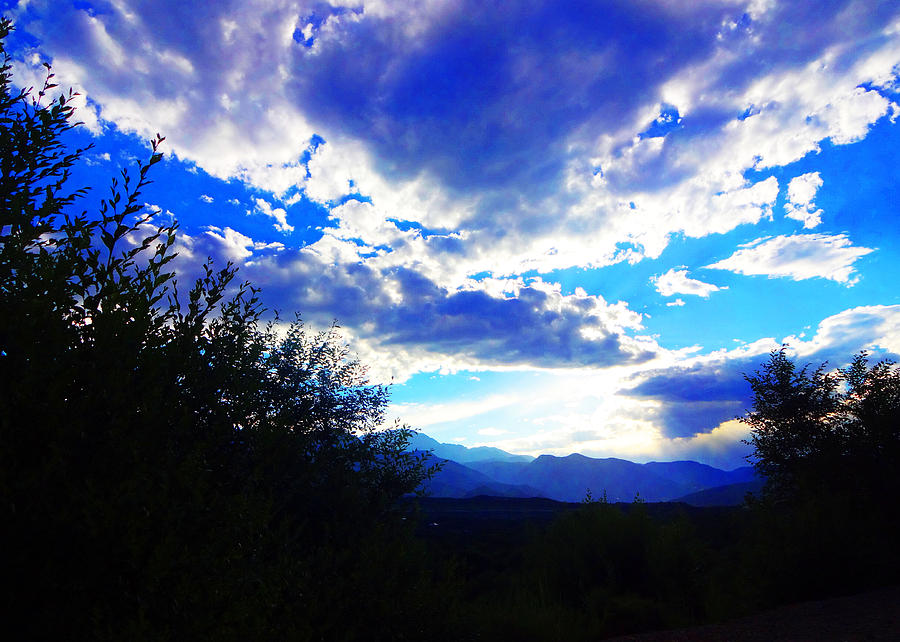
xmin=6 ymin=0 xmax=900 ymax=468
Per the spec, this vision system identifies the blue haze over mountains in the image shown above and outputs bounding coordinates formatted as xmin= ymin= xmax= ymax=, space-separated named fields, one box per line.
xmin=409 ymin=433 xmax=759 ymax=504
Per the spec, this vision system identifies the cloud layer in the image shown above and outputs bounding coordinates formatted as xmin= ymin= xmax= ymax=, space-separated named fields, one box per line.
xmin=8 ymin=0 xmax=900 ymax=463
xmin=12 ymin=0 xmax=899 ymax=285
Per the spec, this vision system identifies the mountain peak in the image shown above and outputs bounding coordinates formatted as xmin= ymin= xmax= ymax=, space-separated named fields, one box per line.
xmin=423 ymin=442 xmax=760 ymax=504
xmin=408 ymin=432 xmax=533 ymax=464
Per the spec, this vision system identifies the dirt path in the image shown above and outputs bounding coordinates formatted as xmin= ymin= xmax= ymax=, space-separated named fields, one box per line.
xmin=609 ymin=585 xmax=900 ymax=641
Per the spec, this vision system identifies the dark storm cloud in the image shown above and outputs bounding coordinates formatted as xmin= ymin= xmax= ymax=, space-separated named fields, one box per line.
xmin=384 ymin=274 xmax=648 ymax=367
xmin=287 ymin=0 xmax=735 ymax=199
xmin=234 ymin=248 xmax=654 ymax=369
xmin=650 ymin=400 xmax=746 ymax=439
xmin=627 ymin=360 xmax=758 ymax=438
xmin=286 ymin=0 xmax=900 ymax=208
xmin=711 ymin=0 xmax=900 ymax=96
xmin=629 ymin=361 xmax=758 ymax=403
xmin=627 ymin=319 xmax=900 ymax=440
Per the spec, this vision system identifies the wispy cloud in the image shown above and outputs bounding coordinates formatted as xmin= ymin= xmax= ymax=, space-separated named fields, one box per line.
xmin=390 ymin=393 xmax=519 ymax=429
xmin=706 ymin=234 xmax=874 ymax=285
xmin=477 ymin=427 xmax=510 ymax=437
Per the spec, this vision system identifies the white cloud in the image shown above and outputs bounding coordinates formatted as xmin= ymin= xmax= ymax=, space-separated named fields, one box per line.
xmin=304 ymin=138 xmax=476 ymax=237
xmin=11 ymin=0 xmax=899 ymax=295
xmin=706 ymin=233 xmax=874 ymax=284
xmin=175 ymin=226 xmax=256 ymax=263
xmin=300 ymin=232 xmax=367 ymax=266
xmin=199 ymin=194 xmax=214 ymax=203
xmin=325 ymin=199 xmax=400 ymax=246
xmin=784 ymin=172 xmax=823 ymax=228
xmin=252 ymin=240 xmax=285 ymax=253
xmin=253 ymin=198 xmax=294 ymax=234
xmin=786 ymin=304 xmax=900 ymax=359
xmin=11 ymin=52 xmax=103 ymax=134
xmin=667 ymin=298 xmax=686 ymax=307
xmin=84 ymin=151 xmax=112 ymax=166
xmin=13 ymin=0 xmax=317 ymax=195
xmin=652 ymin=268 xmax=724 ymax=298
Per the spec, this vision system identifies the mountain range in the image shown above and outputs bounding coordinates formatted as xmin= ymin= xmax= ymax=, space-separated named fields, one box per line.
xmin=410 ymin=433 xmax=760 ymax=504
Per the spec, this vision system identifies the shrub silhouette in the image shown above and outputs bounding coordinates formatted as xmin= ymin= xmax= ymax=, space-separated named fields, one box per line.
xmin=0 ymin=18 xmax=437 ymax=640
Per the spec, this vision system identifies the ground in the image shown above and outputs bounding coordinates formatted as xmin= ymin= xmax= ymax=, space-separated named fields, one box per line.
xmin=609 ymin=585 xmax=900 ymax=641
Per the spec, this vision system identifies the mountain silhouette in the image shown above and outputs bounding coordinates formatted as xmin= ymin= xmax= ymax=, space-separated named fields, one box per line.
xmin=408 ymin=432 xmax=533 ymax=463
xmin=413 ymin=434 xmax=757 ymax=503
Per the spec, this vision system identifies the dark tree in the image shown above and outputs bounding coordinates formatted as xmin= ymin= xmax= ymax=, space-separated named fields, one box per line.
xmin=739 ymin=347 xmax=900 ymax=604
xmin=0 ymin=18 xmax=436 ymax=640
xmin=741 ymin=347 xmax=843 ymax=497
xmin=839 ymin=351 xmax=900 ymax=463
xmin=742 ymin=347 xmax=900 ymax=499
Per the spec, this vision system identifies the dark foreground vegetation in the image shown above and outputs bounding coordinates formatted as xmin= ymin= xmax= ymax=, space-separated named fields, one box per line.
xmin=2 ymin=20 xmax=898 ymax=640
xmin=404 ymin=483 xmax=899 ymax=640
xmin=0 ymin=20 xmax=440 ymax=640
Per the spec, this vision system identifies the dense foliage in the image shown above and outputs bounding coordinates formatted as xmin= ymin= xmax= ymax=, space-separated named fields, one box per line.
xmin=0 ymin=19 xmax=438 ymax=640
xmin=743 ymin=347 xmax=900 ymax=500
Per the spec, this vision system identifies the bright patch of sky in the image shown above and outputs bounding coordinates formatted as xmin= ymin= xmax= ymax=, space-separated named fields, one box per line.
xmin=7 ymin=0 xmax=900 ymax=468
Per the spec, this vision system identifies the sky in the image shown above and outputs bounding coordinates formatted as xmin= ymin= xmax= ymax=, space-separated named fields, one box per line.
xmin=5 ymin=0 xmax=900 ymax=468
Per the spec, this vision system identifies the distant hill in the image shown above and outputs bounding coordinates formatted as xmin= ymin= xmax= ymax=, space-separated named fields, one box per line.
xmin=412 ymin=433 xmax=760 ymax=502
xmin=417 ymin=457 xmax=544 ymax=498
xmin=503 ymin=454 xmax=676 ymax=502
xmin=408 ymin=432 xmax=534 ymax=463
xmin=672 ymin=480 xmax=765 ymax=506
xmin=643 ymin=461 xmax=757 ymax=495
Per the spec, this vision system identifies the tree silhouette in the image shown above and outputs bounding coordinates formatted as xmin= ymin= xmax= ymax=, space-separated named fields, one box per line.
xmin=743 ymin=347 xmax=900 ymax=499
xmin=739 ymin=347 xmax=900 ymax=605
xmin=0 ymin=18 xmax=435 ymax=639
